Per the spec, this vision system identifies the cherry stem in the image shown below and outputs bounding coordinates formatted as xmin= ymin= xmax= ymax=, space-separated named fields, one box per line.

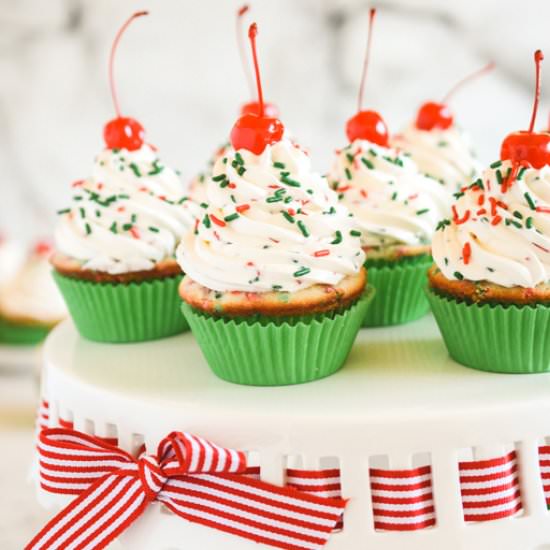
xmin=357 ymin=8 xmax=376 ymax=113
xmin=528 ymin=50 xmax=544 ymax=133
xmin=442 ymin=61 xmax=495 ymax=104
xmin=248 ymin=23 xmax=264 ymax=117
xmin=236 ymin=5 xmax=254 ymax=100
xmin=109 ymin=11 xmax=149 ymax=118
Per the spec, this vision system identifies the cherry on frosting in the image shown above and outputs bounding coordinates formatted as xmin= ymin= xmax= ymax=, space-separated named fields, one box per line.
xmin=103 ymin=11 xmax=148 ymax=151
xmin=235 ymin=5 xmax=280 ymax=120
xmin=230 ymin=23 xmax=284 ymax=155
xmin=501 ymin=50 xmax=550 ymax=169
xmin=345 ymin=9 xmax=389 ymax=146
xmin=415 ymin=61 xmax=495 ymax=131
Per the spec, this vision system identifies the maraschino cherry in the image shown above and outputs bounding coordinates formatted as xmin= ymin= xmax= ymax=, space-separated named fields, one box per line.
xmin=501 ymin=50 xmax=550 ymax=169
xmin=235 ymin=5 xmax=279 ymax=118
xmin=345 ymin=9 xmax=388 ymax=146
xmin=103 ymin=11 xmax=148 ymax=151
xmin=416 ymin=61 xmax=495 ymax=131
xmin=230 ymin=23 xmax=284 ymax=155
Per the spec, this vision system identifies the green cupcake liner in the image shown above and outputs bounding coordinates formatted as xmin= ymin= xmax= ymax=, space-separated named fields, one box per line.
xmin=181 ymin=286 xmax=375 ymax=386
xmin=0 ymin=316 xmax=50 ymax=345
xmin=362 ymin=255 xmax=432 ymax=327
xmin=426 ymin=287 xmax=550 ymax=374
xmin=53 ymin=272 xmax=188 ymax=343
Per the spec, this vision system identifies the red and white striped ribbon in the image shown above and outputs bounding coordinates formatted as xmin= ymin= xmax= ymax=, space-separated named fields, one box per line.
xmin=36 ymin=400 xmax=49 ymax=432
xmin=459 ymin=451 xmax=522 ymax=522
xmin=286 ymin=468 xmax=344 ymax=529
xmin=370 ymin=465 xmax=436 ymax=531
xmin=27 ymin=428 xmax=346 ymax=550
xmin=538 ymin=446 xmax=550 ymax=508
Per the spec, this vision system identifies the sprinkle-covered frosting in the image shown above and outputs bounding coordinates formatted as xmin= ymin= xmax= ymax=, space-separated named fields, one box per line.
xmin=177 ymin=139 xmax=365 ymax=292
xmin=55 ymin=145 xmax=201 ymax=274
xmin=328 ymin=141 xmax=449 ymax=250
xmin=432 ymin=160 xmax=550 ymax=287
xmin=0 ymin=248 xmax=66 ymax=324
xmin=189 ymin=143 xmax=231 ymax=205
xmin=392 ymin=125 xmax=481 ymax=196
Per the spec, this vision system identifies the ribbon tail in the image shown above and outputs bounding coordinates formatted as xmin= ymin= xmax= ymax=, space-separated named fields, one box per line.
xmin=26 ymin=473 xmax=149 ymax=550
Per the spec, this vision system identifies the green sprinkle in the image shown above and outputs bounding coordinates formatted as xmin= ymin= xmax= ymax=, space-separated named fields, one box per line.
xmin=438 ymin=140 xmax=449 ymax=147
xmin=487 ymin=267 xmax=495 ymax=272
xmin=266 ymin=196 xmax=283 ymax=203
xmin=203 ymin=214 xmax=211 ymax=228
xmin=297 ymin=220 xmax=309 ymax=237
xmin=212 ymin=174 xmax=226 ymax=182
xmin=526 ymin=217 xmax=534 ymax=229
xmin=220 ymin=180 xmax=230 ymax=188
xmin=273 ymin=161 xmax=286 ymax=169
xmin=95 ymin=210 xmax=101 ymax=218
xmin=230 ymin=195 xmax=237 ymax=203
xmin=517 ymin=167 xmax=527 ymax=180
xmin=109 ymin=222 xmax=117 ymax=234
xmin=148 ymin=226 xmax=159 ymax=233
xmin=495 ymin=170 xmax=503 ymax=185
xmin=391 ymin=192 xmax=398 ymax=201
xmin=454 ymin=271 xmax=464 ymax=280
xmin=73 ymin=196 xmax=83 ymax=201
xmin=331 ymin=230 xmax=343 ymax=245
xmin=416 ymin=208 xmax=429 ymax=215
xmin=345 ymin=168 xmax=352 ymax=180
xmin=224 ymin=213 xmax=239 ymax=222
xmin=235 ymin=152 xmax=244 ymax=165
xmin=122 ymin=223 xmax=133 ymax=231
xmin=293 ymin=267 xmax=311 ymax=277
xmin=57 ymin=208 xmax=70 ymax=215
xmin=284 ymin=196 xmax=293 ymax=204
xmin=79 ymin=207 xmax=86 ymax=218
xmin=129 ymin=163 xmax=141 ymax=177
xmin=436 ymin=219 xmax=451 ymax=231
xmin=346 ymin=153 xmax=354 ymax=163
xmin=490 ymin=160 xmax=502 ymax=168
xmin=505 ymin=219 xmax=522 ymax=229
xmin=281 ymin=175 xmax=301 ymax=187
xmin=148 ymin=160 xmax=164 ymax=176
xmin=306 ymin=189 xmax=314 ymax=195
xmin=272 ymin=284 xmax=283 ymax=290
xmin=237 ymin=166 xmax=246 ymax=176
xmin=361 ymin=157 xmax=374 ymax=169
xmin=513 ymin=210 xmax=523 ymax=220
xmin=369 ymin=148 xmax=378 ymax=157
xmin=118 ymin=194 xmax=130 ymax=199
xmin=524 ymin=192 xmax=536 ymax=210
xmin=282 ymin=211 xmax=295 ymax=224
xmin=471 ymin=178 xmax=484 ymax=190
xmin=85 ymin=223 xmax=92 ymax=235
xmin=200 ymin=202 xmax=209 ymax=209
xmin=350 ymin=229 xmax=361 ymax=237
xmin=177 ymin=197 xmax=189 ymax=204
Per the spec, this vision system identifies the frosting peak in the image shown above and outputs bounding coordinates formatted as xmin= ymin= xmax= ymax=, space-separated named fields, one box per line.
xmin=55 ymin=145 xmax=200 ymax=274
xmin=177 ymin=139 xmax=365 ymax=293
xmin=432 ymin=160 xmax=550 ymax=287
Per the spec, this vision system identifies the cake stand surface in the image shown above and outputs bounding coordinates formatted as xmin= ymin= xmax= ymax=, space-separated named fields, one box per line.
xmin=38 ymin=317 xmax=550 ymax=550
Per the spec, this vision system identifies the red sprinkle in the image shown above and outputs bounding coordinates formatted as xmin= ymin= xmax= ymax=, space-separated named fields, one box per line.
xmin=491 ymin=215 xmax=502 ymax=226
xmin=117 ymin=206 xmax=125 ymax=212
xmin=534 ymin=242 xmax=550 ymax=253
xmin=337 ymin=185 xmax=351 ymax=193
xmin=462 ymin=242 xmax=472 ymax=265
xmin=287 ymin=208 xmax=296 ymax=216
xmin=228 ymin=183 xmax=237 ymax=189
xmin=360 ymin=189 xmax=368 ymax=199
xmin=97 ymin=183 xmax=104 ymax=190
xmin=477 ymin=208 xmax=487 ymax=216
xmin=159 ymin=195 xmax=167 ymax=201
xmin=236 ymin=204 xmax=250 ymax=213
xmin=210 ymin=214 xmax=226 ymax=227
xmin=489 ymin=197 xmax=508 ymax=216
xmin=477 ymin=193 xmax=485 ymax=206
xmin=452 ymin=205 xmax=471 ymax=225
xmin=313 ymin=249 xmax=330 ymax=257
xmin=72 ymin=180 xmax=84 ymax=188
xmin=408 ymin=193 xmax=418 ymax=201
xmin=536 ymin=206 xmax=550 ymax=214
xmin=246 ymin=261 xmax=255 ymax=267
xmin=213 ymin=231 xmax=221 ymax=241
xmin=268 ymin=184 xmax=281 ymax=189
xmin=129 ymin=227 xmax=140 ymax=239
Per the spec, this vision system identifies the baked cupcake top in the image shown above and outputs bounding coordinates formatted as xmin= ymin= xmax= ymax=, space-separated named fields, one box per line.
xmin=328 ymin=140 xmax=449 ymax=251
xmin=391 ymin=124 xmax=481 ymax=195
xmin=176 ymin=138 xmax=365 ymax=292
xmin=432 ymin=160 xmax=550 ymax=288
xmin=0 ymin=242 xmax=66 ymax=325
xmin=55 ymin=145 xmax=201 ymax=275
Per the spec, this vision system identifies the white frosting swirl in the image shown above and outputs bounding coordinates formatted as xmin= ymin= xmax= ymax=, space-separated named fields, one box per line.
xmin=392 ymin=124 xmax=482 ymax=195
xmin=328 ymin=140 xmax=449 ymax=249
xmin=177 ymin=139 xmax=365 ymax=292
xmin=0 ymin=249 xmax=66 ymax=324
xmin=0 ymin=238 xmax=24 ymax=287
xmin=189 ymin=142 xmax=231 ymax=205
xmin=55 ymin=145 xmax=201 ymax=274
xmin=432 ymin=160 xmax=550 ymax=287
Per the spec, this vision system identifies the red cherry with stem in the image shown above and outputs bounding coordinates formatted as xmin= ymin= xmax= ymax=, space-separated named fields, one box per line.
xmin=416 ymin=61 xmax=495 ymax=131
xmin=230 ymin=23 xmax=284 ymax=155
xmin=346 ymin=9 xmax=389 ymax=146
xmin=235 ymin=5 xmax=279 ymax=119
xmin=103 ymin=11 xmax=148 ymax=151
xmin=501 ymin=50 xmax=550 ymax=169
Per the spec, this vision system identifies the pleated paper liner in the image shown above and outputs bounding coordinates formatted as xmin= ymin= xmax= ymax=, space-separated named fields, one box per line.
xmin=426 ymin=287 xmax=550 ymax=374
xmin=53 ymin=271 xmax=188 ymax=343
xmin=0 ymin=316 xmax=50 ymax=345
xmin=181 ymin=286 xmax=375 ymax=386
xmin=362 ymin=254 xmax=432 ymax=327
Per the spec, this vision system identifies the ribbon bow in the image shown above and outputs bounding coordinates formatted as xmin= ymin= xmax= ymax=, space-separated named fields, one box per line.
xmin=27 ymin=428 xmax=346 ymax=550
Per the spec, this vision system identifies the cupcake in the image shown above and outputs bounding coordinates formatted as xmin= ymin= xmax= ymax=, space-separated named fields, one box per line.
xmin=177 ymin=23 xmax=371 ymax=386
xmin=0 ymin=241 xmax=66 ymax=345
xmin=0 ymin=235 xmax=24 ymax=287
xmin=427 ymin=50 xmax=550 ymax=373
xmin=329 ymin=8 xmax=447 ymax=326
xmin=391 ymin=63 xmax=493 ymax=197
xmin=52 ymin=12 xmax=201 ymax=343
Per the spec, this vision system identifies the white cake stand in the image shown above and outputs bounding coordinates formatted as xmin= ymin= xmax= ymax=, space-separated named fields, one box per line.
xmin=37 ymin=317 xmax=550 ymax=550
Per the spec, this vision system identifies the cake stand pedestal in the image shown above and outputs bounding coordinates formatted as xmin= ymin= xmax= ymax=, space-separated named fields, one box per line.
xmin=37 ymin=317 xmax=550 ymax=550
